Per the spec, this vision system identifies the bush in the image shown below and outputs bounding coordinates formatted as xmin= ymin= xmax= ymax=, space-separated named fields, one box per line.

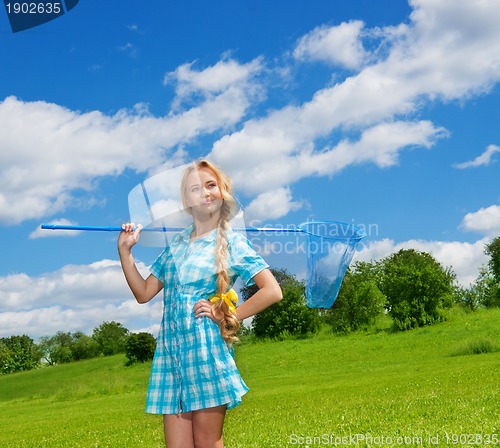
xmin=241 ymin=268 xmax=321 ymax=339
xmin=379 ymin=249 xmax=454 ymax=331
xmin=455 ymin=267 xmax=500 ymax=310
xmin=453 ymin=285 xmax=481 ymax=312
xmin=326 ymin=262 xmax=386 ymax=333
xmin=125 ymin=333 xmax=156 ymax=366
xmin=71 ymin=332 xmax=100 ymax=361
xmin=0 ymin=335 xmax=39 ymax=374
xmin=481 ymin=237 xmax=500 ymax=307
xmin=485 ymin=237 xmax=500 ymax=282
xmin=92 ymin=322 xmax=129 ymax=356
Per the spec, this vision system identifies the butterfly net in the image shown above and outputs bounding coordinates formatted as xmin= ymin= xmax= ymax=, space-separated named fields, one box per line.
xmin=298 ymin=221 xmax=365 ymax=308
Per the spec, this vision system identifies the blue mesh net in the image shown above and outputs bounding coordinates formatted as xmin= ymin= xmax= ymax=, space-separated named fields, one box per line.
xmin=298 ymin=221 xmax=365 ymax=308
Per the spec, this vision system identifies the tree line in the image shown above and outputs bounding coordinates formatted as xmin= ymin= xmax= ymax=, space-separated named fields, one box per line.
xmin=2 ymin=237 xmax=499 ymax=375
xmin=242 ymin=236 xmax=500 ymax=337
xmin=0 ymin=322 xmax=156 ymax=374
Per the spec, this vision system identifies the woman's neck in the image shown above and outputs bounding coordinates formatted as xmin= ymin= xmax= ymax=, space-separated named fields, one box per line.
xmin=191 ymin=215 xmax=219 ymax=241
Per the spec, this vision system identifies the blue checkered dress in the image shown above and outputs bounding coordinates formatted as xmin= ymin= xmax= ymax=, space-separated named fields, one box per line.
xmin=146 ymin=225 xmax=268 ymax=414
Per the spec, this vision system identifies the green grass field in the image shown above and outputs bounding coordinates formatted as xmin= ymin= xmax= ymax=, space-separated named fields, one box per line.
xmin=1 ymin=308 xmax=499 ymax=447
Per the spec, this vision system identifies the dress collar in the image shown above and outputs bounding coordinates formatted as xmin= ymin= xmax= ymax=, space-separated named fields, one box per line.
xmin=176 ymin=224 xmax=218 ymax=244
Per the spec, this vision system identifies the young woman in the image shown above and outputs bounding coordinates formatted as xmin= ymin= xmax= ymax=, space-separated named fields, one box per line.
xmin=118 ymin=160 xmax=282 ymax=448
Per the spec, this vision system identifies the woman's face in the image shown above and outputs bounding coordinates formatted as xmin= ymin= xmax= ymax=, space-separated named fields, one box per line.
xmin=184 ymin=167 xmax=223 ymax=218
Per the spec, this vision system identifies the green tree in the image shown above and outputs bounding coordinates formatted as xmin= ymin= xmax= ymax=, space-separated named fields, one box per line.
xmin=0 ymin=339 xmax=12 ymax=374
xmin=326 ymin=261 xmax=386 ymax=333
xmin=53 ymin=331 xmax=74 ymax=364
xmin=483 ymin=237 xmax=500 ymax=307
xmin=241 ymin=268 xmax=321 ymax=339
xmin=38 ymin=331 xmax=74 ymax=364
xmin=0 ymin=335 xmax=39 ymax=374
xmin=485 ymin=237 xmax=500 ymax=281
xmin=453 ymin=284 xmax=481 ymax=312
xmin=37 ymin=336 xmax=57 ymax=366
xmin=454 ymin=266 xmax=498 ymax=311
xmin=92 ymin=321 xmax=129 ymax=356
xmin=125 ymin=333 xmax=156 ymax=365
xmin=38 ymin=331 xmax=100 ymax=365
xmin=379 ymin=249 xmax=454 ymax=331
xmin=71 ymin=332 xmax=100 ymax=361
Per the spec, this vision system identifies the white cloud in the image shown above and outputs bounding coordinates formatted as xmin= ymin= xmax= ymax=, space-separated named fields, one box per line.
xmin=0 ymin=301 xmax=163 ymax=340
xmin=293 ymin=20 xmax=367 ymax=69
xmin=244 ymin=187 xmax=303 ymax=224
xmin=29 ymin=218 xmax=82 ymax=239
xmin=118 ymin=42 xmax=138 ymax=58
xmin=164 ymin=57 xmax=265 ymax=109
xmin=454 ymin=144 xmax=500 ymax=169
xmin=210 ymin=0 xmax=500 ymax=200
xmin=0 ymin=259 xmax=138 ymax=311
xmin=353 ymin=202 xmax=499 ymax=287
xmin=212 ymin=117 xmax=446 ymax=195
xmin=3 ymin=1 xmax=500 ymax=227
xmin=294 ymin=120 xmax=447 ymax=177
xmin=355 ymin=236 xmax=490 ymax=287
xmin=0 ymin=58 xmax=261 ymax=225
xmin=400 ymin=0 xmax=500 ymax=100
xmin=0 ymin=259 xmax=162 ymax=339
xmin=461 ymin=204 xmax=500 ymax=237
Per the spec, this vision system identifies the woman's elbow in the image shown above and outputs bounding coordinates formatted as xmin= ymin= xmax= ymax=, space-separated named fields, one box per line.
xmin=271 ymin=283 xmax=283 ymax=304
xmin=134 ymin=291 xmax=153 ymax=304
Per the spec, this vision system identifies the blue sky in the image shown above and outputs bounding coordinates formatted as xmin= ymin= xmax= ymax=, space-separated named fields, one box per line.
xmin=1 ymin=0 xmax=499 ymax=339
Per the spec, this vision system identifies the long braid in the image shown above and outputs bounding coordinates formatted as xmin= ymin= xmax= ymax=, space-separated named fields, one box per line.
xmin=182 ymin=160 xmax=240 ymax=344
xmin=213 ymin=199 xmax=240 ymax=344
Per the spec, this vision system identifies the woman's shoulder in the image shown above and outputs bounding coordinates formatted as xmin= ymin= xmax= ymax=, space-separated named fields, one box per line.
xmin=227 ymin=229 xmax=259 ymax=256
xmin=227 ymin=229 xmax=251 ymax=245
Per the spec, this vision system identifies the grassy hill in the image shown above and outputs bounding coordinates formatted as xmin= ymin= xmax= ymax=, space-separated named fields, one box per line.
xmin=1 ymin=307 xmax=499 ymax=447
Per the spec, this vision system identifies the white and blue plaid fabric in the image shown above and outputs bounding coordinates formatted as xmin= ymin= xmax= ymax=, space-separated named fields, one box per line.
xmin=146 ymin=225 xmax=268 ymax=414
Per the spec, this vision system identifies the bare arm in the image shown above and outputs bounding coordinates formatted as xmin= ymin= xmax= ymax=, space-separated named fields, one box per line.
xmin=234 ymin=269 xmax=282 ymax=321
xmin=118 ymin=224 xmax=163 ymax=304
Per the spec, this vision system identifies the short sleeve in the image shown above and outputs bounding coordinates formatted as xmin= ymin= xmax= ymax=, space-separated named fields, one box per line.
xmin=150 ymin=249 xmax=167 ymax=282
xmin=228 ymin=232 xmax=269 ymax=286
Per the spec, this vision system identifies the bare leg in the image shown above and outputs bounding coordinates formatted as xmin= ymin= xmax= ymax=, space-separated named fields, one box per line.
xmin=192 ymin=405 xmax=226 ymax=448
xmin=163 ymin=412 xmax=195 ymax=448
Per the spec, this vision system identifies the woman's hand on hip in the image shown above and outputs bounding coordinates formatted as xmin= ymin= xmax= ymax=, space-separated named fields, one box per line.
xmin=193 ymin=299 xmax=221 ymax=324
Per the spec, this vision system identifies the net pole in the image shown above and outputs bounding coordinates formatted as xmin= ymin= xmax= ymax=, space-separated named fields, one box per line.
xmin=40 ymin=224 xmax=306 ymax=234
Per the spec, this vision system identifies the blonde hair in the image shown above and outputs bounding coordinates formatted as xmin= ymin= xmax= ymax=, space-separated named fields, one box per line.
xmin=181 ymin=160 xmax=240 ymax=344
